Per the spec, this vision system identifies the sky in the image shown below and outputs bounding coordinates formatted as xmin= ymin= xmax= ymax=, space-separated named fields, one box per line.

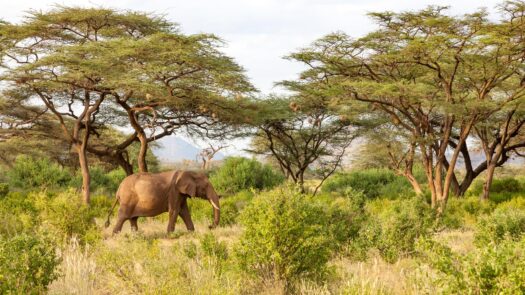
xmin=0 ymin=0 xmax=504 ymax=156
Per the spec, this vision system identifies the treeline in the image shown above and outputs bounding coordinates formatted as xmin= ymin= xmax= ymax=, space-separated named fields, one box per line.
xmin=1 ymin=2 xmax=525 ymax=218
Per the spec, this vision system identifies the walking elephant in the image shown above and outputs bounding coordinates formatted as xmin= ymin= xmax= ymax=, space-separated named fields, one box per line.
xmin=105 ymin=170 xmax=220 ymax=234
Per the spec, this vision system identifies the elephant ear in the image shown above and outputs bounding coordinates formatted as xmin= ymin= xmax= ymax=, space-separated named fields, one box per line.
xmin=176 ymin=171 xmax=196 ymax=197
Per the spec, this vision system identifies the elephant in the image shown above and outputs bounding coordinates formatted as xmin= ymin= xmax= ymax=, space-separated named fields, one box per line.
xmin=105 ymin=170 xmax=220 ymax=234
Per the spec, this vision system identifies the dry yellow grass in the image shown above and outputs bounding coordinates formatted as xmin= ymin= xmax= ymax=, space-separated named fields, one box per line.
xmin=48 ymin=218 xmax=473 ymax=295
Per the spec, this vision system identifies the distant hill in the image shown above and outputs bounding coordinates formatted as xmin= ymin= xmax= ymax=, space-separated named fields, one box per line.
xmin=152 ymin=136 xmax=225 ymax=163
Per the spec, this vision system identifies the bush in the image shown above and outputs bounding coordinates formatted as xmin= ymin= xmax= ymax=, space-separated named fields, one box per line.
xmin=469 ymin=177 xmax=525 ymax=203
xmin=441 ymin=197 xmax=495 ymax=229
xmin=105 ymin=168 xmax=127 ymax=192
xmin=200 ymin=233 xmax=228 ymax=261
xmin=7 ymin=156 xmax=72 ymax=189
xmin=210 ymin=157 xmax=284 ymax=194
xmin=0 ymin=191 xmax=38 ymax=236
xmin=497 ymin=196 xmax=525 ymax=211
xmin=360 ymin=197 xmax=434 ymax=263
xmin=34 ymin=190 xmax=100 ymax=245
xmin=235 ymin=187 xmax=332 ymax=289
xmin=219 ymin=190 xmax=254 ymax=226
xmin=322 ymin=169 xmax=413 ymax=199
xmin=316 ymin=188 xmax=368 ymax=250
xmin=89 ymin=194 xmax=114 ymax=218
xmin=187 ymin=189 xmax=254 ymax=226
xmin=0 ymin=233 xmax=60 ymax=294
xmin=475 ymin=207 xmax=525 ymax=246
xmin=417 ymin=236 xmax=525 ymax=294
xmin=70 ymin=167 xmax=127 ymax=194
xmin=0 ymin=183 xmax=9 ymax=197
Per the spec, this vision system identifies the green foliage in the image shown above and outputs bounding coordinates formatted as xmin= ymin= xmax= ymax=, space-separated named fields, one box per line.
xmin=0 ymin=233 xmax=60 ymax=294
xmin=441 ymin=197 xmax=495 ymax=229
xmin=417 ymin=236 xmax=525 ymax=294
xmin=317 ymin=188 xmax=368 ymax=251
xmin=475 ymin=207 xmax=525 ymax=246
xmin=361 ymin=197 xmax=434 ymax=263
xmin=219 ymin=190 xmax=254 ymax=226
xmin=469 ymin=177 xmax=525 ymax=203
xmin=322 ymin=169 xmax=413 ymax=199
xmin=70 ymin=167 xmax=127 ymax=194
xmin=0 ymin=191 xmax=38 ymax=236
xmin=235 ymin=187 xmax=332 ymax=288
xmin=33 ymin=190 xmax=101 ymax=245
xmin=210 ymin=157 xmax=284 ymax=194
xmin=105 ymin=168 xmax=127 ymax=192
xmin=184 ymin=190 xmax=254 ymax=226
xmin=7 ymin=156 xmax=72 ymax=189
xmin=497 ymin=196 xmax=525 ymax=211
xmin=0 ymin=183 xmax=9 ymax=197
xmin=200 ymin=233 xmax=228 ymax=261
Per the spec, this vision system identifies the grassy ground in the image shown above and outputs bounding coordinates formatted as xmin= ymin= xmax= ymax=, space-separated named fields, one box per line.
xmin=47 ymin=216 xmax=472 ymax=295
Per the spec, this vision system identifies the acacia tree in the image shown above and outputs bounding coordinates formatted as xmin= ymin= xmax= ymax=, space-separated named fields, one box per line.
xmin=287 ymin=3 xmax=525 ymax=214
xmin=0 ymin=7 xmax=253 ymax=203
xmin=248 ymin=90 xmax=362 ymax=194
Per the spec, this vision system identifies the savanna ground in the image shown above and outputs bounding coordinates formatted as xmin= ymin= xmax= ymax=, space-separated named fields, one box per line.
xmin=1 ymin=157 xmax=525 ymax=294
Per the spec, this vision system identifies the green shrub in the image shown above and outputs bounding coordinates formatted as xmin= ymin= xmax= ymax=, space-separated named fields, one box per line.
xmin=322 ymin=169 xmax=413 ymax=199
xmin=469 ymin=178 xmax=525 ymax=203
xmin=317 ymin=188 xmax=368 ymax=250
xmin=0 ymin=183 xmax=9 ymax=197
xmin=219 ymin=190 xmax=254 ymax=226
xmin=497 ymin=196 xmax=525 ymax=211
xmin=0 ymin=191 xmax=38 ymax=235
xmin=441 ymin=197 xmax=495 ymax=229
xmin=417 ymin=236 xmax=525 ymax=294
xmin=200 ymin=233 xmax=228 ymax=261
xmin=235 ymin=187 xmax=332 ymax=289
xmin=0 ymin=233 xmax=60 ymax=294
xmin=34 ymin=190 xmax=100 ymax=245
xmin=475 ymin=207 xmax=525 ymax=246
xmin=210 ymin=157 xmax=284 ymax=194
xmin=361 ymin=197 xmax=434 ymax=263
xmin=105 ymin=168 xmax=127 ymax=192
xmin=7 ymin=156 xmax=72 ymax=189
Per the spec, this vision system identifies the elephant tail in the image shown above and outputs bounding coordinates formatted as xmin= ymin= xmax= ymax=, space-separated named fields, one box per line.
xmin=104 ymin=192 xmax=120 ymax=228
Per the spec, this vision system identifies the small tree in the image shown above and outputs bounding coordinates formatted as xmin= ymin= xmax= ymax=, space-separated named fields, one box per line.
xmin=248 ymin=94 xmax=361 ymax=193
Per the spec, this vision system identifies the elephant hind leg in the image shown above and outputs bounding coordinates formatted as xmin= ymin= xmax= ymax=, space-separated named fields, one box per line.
xmin=113 ymin=206 xmax=132 ymax=234
xmin=112 ymin=216 xmax=127 ymax=234
xmin=130 ymin=217 xmax=139 ymax=232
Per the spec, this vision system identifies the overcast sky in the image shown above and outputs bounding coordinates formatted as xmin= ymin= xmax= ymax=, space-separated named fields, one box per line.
xmin=0 ymin=0 xmax=504 ymax=156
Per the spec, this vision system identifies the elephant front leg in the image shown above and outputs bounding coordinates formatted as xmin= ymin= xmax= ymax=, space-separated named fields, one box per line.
xmin=179 ymin=198 xmax=195 ymax=231
xmin=167 ymin=196 xmax=182 ymax=233
xmin=167 ymin=208 xmax=180 ymax=233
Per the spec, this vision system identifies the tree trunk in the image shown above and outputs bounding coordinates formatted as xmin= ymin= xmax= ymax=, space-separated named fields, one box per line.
xmin=137 ymin=132 xmax=148 ymax=173
xmin=458 ymin=172 xmax=474 ymax=196
xmin=116 ymin=152 xmax=134 ymax=176
xmin=77 ymin=144 xmax=91 ymax=204
xmin=406 ymin=173 xmax=423 ymax=195
xmin=298 ymin=172 xmax=305 ymax=193
xmin=481 ymin=162 xmax=497 ymax=201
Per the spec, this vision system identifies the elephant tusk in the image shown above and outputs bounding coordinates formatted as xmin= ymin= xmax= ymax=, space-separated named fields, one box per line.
xmin=210 ymin=199 xmax=220 ymax=211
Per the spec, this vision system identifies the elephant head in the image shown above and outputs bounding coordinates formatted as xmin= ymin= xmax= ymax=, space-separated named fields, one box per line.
xmin=175 ymin=170 xmax=220 ymax=228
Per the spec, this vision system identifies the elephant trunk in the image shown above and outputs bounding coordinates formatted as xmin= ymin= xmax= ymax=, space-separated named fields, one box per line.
xmin=213 ymin=206 xmax=220 ymax=228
